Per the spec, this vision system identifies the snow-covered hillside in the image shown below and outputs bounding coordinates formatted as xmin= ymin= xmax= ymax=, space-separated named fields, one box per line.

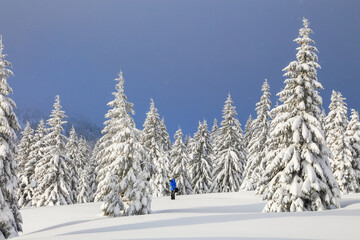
xmin=17 ymin=191 xmax=360 ymax=240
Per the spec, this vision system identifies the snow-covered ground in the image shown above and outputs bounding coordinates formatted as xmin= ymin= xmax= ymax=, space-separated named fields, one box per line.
xmin=16 ymin=191 xmax=360 ymax=240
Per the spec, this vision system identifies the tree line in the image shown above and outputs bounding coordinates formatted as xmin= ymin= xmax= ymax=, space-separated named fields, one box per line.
xmin=1 ymin=18 xmax=359 ymax=239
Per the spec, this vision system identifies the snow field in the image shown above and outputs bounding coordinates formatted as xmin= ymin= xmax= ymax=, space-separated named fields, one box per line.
xmin=17 ymin=191 xmax=360 ymax=240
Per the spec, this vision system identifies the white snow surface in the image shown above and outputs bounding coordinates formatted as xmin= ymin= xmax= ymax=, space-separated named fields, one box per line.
xmin=16 ymin=191 xmax=360 ymax=240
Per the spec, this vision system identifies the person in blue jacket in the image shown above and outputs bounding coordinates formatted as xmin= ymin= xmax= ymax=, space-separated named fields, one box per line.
xmin=170 ymin=178 xmax=176 ymax=200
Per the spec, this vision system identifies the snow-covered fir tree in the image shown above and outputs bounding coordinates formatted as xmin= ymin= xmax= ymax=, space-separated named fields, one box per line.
xmin=345 ymin=109 xmax=360 ymax=190
xmin=325 ymin=91 xmax=358 ymax=194
xmin=65 ymin=126 xmax=79 ymax=203
xmin=100 ymin=168 xmax=124 ymax=217
xmin=142 ymin=99 xmax=170 ymax=197
xmin=76 ymin=137 xmax=91 ymax=203
xmin=210 ymin=94 xmax=246 ymax=192
xmin=159 ymin=117 xmax=172 ymax=152
xmin=0 ymin=36 xmax=22 ymax=238
xmin=190 ymin=120 xmax=213 ymax=194
xmin=184 ymin=135 xmax=190 ymax=148
xmin=244 ymin=114 xmax=254 ymax=149
xmin=241 ymin=80 xmax=271 ymax=191
xmin=77 ymin=163 xmax=92 ymax=204
xmin=320 ymin=108 xmax=327 ymax=131
xmin=95 ymin=72 xmax=151 ymax=216
xmin=88 ymin=141 xmax=100 ymax=202
xmin=27 ymin=119 xmax=47 ymax=207
xmin=259 ymin=18 xmax=340 ymax=212
xmin=16 ymin=122 xmax=33 ymax=174
xmin=33 ymin=95 xmax=73 ymax=207
xmin=17 ymin=122 xmax=34 ymax=208
xmin=210 ymin=118 xmax=219 ymax=167
xmin=77 ymin=136 xmax=91 ymax=172
xmin=211 ymin=118 xmax=219 ymax=144
xmin=171 ymin=128 xmax=192 ymax=195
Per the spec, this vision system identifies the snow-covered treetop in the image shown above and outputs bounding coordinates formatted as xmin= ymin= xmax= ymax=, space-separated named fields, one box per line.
xmin=220 ymin=93 xmax=243 ymax=139
xmin=110 ymin=71 xmax=135 ymax=116
xmin=103 ymin=71 xmax=136 ymax=136
xmin=0 ymin=35 xmax=14 ymax=96
xmin=46 ymin=95 xmax=68 ymax=152
xmin=326 ymin=90 xmax=348 ymax=131
xmin=255 ymin=79 xmax=271 ymax=125
xmin=143 ymin=98 xmax=170 ymax=153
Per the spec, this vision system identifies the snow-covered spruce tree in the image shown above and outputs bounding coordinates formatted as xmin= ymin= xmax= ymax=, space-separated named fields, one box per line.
xmin=184 ymin=135 xmax=190 ymax=148
xmin=190 ymin=120 xmax=213 ymax=194
xmin=16 ymin=122 xmax=33 ymax=174
xmin=95 ymin=72 xmax=151 ymax=216
xmin=142 ymin=99 xmax=170 ymax=197
xmin=160 ymin=117 xmax=172 ymax=152
xmin=76 ymin=137 xmax=91 ymax=203
xmin=33 ymin=95 xmax=73 ymax=206
xmin=325 ymin=91 xmax=358 ymax=194
xmin=77 ymin=137 xmax=91 ymax=172
xmin=244 ymin=114 xmax=254 ymax=149
xmin=65 ymin=126 xmax=79 ymax=203
xmin=320 ymin=108 xmax=326 ymax=132
xmin=260 ymin=18 xmax=340 ymax=212
xmin=241 ymin=80 xmax=271 ymax=191
xmin=88 ymin=140 xmax=100 ymax=202
xmin=171 ymin=128 xmax=192 ymax=195
xmin=100 ymin=167 xmax=123 ymax=217
xmin=211 ymin=118 xmax=219 ymax=144
xmin=210 ymin=118 xmax=219 ymax=167
xmin=17 ymin=122 xmax=35 ymax=208
xmin=28 ymin=119 xmax=47 ymax=207
xmin=210 ymin=94 xmax=246 ymax=192
xmin=0 ymin=36 xmax=22 ymax=238
xmin=345 ymin=109 xmax=360 ymax=190
xmin=77 ymin=163 xmax=92 ymax=204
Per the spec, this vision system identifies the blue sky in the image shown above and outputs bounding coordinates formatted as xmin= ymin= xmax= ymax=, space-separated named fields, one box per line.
xmin=0 ymin=0 xmax=359 ymax=138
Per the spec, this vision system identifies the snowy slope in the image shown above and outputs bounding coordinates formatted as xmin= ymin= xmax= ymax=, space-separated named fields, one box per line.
xmin=16 ymin=191 xmax=360 ymax=240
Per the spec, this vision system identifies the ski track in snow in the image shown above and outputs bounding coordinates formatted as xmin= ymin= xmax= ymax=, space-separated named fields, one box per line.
xmin=15 ymin=191 xmax=360 ymax=240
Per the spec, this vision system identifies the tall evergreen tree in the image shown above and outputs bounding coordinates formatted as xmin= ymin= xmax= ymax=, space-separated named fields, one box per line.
xmin=171 ymin=128 xmax=192 ymax=195
xmin=142 ymin=99 xmax=170 ymax=197
xmin=210 ymin=94 xmax=246 ymax=192
xmin=88 ymin=140 xmax=100 ymax=202
xmin=0 ymin=36 xmax=22 ymax=238
xmin=33 ymin=95 xmax=73 ymax=207
xmin=325 ymin=91 xmax=358 ymax=194
xmin=77 ymin=137 xmax=91 ymax=172
xmin=28 ymin=120 xmax=47 ymax=207
xmin=241 ymin=80 xmax=271 ymax=191
xmin=65 ymin=126 xmax=79 ymax=203
xmin=190 ymin=120 xmax=213 ymax=194
xmin=160 ymin=117 xmax=172 ymax=152
xmin=16 ymin=122 xmax=34 ymax=208
xmin=210 ymin=118 xmax=219 ymax=168
xmin=95 ymin=72 xmax=151 ymax=216
xmin=211 ymin=118 xmax=219 ymax=144
xmin=260 ymin=18 xmax=340 ymax=212
xmin=244 ymin=114 xmax=254 ymax=149
xmin=77 ymin=164 xmax=92 ymax=204
xmin=345 ymin=109 xmax=360 ymax=190
xmin=76 ymin=137 xmax=91 ymax=203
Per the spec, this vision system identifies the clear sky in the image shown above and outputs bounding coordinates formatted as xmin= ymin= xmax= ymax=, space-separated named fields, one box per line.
xmin=0 ymin=0 xmax=359 ymax=139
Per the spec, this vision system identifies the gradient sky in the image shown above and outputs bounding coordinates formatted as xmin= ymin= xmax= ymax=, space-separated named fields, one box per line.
xmin=0 ymin=0 xmax=359 ymax=139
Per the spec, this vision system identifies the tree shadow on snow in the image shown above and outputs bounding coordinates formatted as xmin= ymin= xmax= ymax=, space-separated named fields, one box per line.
xmin=27 ymin=219 xmax=101 ymax=235
xmin=61 ymin=209 xmax=360 ymax=236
